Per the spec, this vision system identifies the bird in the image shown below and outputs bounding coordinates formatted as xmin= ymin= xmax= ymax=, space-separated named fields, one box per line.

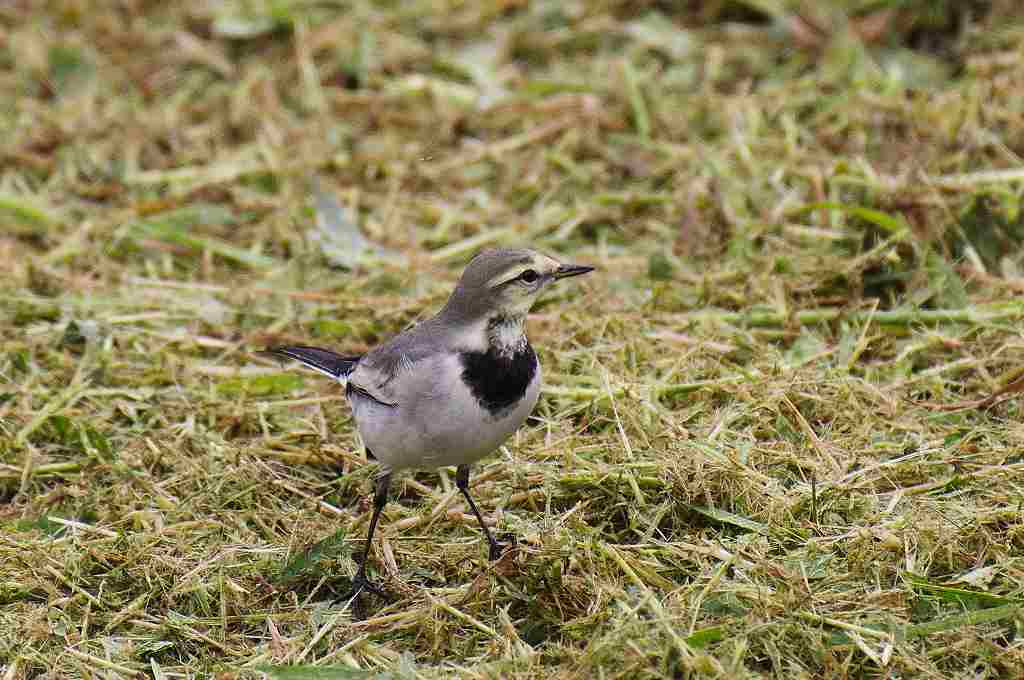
xmin=261 ymin=248 xmax=593 ymax=597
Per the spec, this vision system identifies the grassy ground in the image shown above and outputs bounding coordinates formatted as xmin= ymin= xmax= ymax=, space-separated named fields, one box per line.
xmin=3 ymin=1 xmax=1024 ymax=677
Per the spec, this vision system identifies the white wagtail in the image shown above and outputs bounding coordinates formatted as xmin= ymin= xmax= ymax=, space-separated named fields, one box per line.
xmin=262 ymin=248 xmax=593 ymax=596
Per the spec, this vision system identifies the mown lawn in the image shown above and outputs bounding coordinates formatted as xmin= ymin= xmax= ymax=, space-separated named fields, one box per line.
xmin=2 ymin=1 xmax=1024 ymax=677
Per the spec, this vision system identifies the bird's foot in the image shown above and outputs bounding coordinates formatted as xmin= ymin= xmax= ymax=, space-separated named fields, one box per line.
xmin=488 ymin=532 xmax=518 ymax=561
xmin=341 ymin=569 xmax=392 ymax=620
xmin=348 ymin=569 xmax=386 ymax=599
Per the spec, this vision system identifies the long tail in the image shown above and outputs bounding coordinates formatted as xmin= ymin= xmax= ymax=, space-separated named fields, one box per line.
xmin=259 ymin=345 xmax=361 ymax=380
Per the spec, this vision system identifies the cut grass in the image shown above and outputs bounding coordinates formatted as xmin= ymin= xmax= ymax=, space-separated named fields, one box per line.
xmin=2 ymin=1 xmax=1024 ymax=678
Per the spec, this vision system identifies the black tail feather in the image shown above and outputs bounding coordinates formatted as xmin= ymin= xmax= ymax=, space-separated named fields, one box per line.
xmin=259 ymin=345 xmax=361 ymax=379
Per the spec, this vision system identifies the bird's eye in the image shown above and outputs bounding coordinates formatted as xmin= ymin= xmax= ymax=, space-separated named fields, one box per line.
xmin=519 ymin=269 xmax=540 ymax=284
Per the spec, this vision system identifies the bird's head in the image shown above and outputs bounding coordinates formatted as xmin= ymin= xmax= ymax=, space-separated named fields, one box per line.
xmin=441 ymin=248 xmax=593 ymax=324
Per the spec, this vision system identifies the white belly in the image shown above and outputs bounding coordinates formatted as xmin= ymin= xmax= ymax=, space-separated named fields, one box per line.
xmin=350 ymin=353 xmax=541 ymax=471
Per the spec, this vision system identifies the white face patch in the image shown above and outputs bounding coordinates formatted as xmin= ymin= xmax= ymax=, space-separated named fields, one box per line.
xmin=485 ymin=253 xmax=561 ymax=289
xmin=486 ymin=265 xmax=531 ymax=289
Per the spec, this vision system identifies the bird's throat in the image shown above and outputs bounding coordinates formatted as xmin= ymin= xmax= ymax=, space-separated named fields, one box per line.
xmin=486 ymin=315 xmax=527 ymax=357
xmin=462 ymin=315 xmax=537 ymax=417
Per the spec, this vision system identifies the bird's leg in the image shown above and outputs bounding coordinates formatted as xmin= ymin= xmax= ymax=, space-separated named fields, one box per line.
xmin=455 ymin=464 xmax=507 ymax=561
xmin=351 ymin=471 xmax=391 ymax=597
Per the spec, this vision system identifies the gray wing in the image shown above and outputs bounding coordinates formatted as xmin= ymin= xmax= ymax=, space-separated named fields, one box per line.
xmin=347 ymin=317 xmax=448 ymax=406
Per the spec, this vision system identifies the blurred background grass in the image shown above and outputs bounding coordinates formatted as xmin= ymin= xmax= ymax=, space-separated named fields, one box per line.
xmin=2 ymin=1 xmax=1024 ymax=677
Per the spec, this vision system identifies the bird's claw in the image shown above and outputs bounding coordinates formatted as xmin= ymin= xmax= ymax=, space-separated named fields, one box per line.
xmin=488 ymin=533 xmax=518 ymax=561
xmin=348 ymin=570 xmax=385 ymax=599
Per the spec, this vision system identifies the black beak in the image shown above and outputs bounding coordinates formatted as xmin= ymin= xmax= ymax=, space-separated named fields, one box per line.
xmin=553 ymin=263 xmax=595 ymax=280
